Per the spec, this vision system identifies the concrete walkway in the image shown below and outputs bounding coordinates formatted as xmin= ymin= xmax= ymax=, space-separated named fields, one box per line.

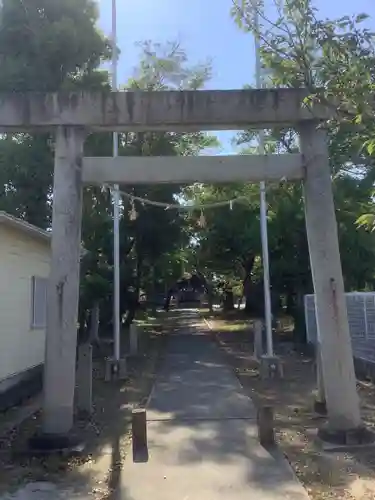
xmin=118 ymin=310 xmax=310 ymax=500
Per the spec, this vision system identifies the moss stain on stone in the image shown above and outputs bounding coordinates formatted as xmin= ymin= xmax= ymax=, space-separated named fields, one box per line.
xmin=272 ymin=89 xmax=280 ymax=111
xmin=111 ymin=93 xmax=120 ymax=124
xmin=126 ymin=92 xmax=135 ymax=123
xmin=101 ymin=93 xmax=108 ymax=124
xmin=178 ymin=91 xmax=185 ymax=120
xmin=69 ymin=93 xmax=79 ymax=110
xmin=55 ymin=93 xmax=80 ymax=122
xmin=21 ymin=93 xmax=31 ymax=126
xmin=254 ymin=89 xmax=269 ymax=110
xmin=186 ymin=91 xmax=195 ymax=119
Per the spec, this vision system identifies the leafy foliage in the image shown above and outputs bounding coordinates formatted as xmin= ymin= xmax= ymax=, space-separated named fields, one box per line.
xmin=0 ymin=0 xmax=111 ymax=91
xmin=0 ymin=1 xmax=215 ymax=332
xmin=181 ymin=0 xmax=375 ymax=339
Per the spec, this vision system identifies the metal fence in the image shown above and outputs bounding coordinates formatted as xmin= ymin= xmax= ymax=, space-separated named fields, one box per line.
xmin=304 ymin=292 xmax=375 ymax=363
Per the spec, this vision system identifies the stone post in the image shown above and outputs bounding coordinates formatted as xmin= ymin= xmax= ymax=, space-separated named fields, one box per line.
xmin=299 ymin=122 xmax=361 ymax=434
xmin=130 ymin=323 xmax=138 ymax=356
xmin=132 ymin=409 xmax=148 ymax=462
xmin=42 ymin=126 xmax=86 ymax=437
xmin=257 ymin=406 xmax=275 ymax=447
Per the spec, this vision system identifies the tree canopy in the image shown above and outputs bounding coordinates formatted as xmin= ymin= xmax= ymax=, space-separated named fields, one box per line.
xmin=0 ymin=0 xmax=216 ymax=333
xmin=1 ymin=0 xmax=374 ymax=343
xmin=180 ymin=0 xmax=375 ymax=339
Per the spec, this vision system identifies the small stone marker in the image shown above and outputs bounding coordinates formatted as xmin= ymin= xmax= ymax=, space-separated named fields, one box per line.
xmin=130 ymin=323 xmax=139 ymax=355
xmin=257 ymin=406 xmax=275 ymax=447
xmin=76 ymin=343 xmax=93 ymax=415
xmin=132 ymin=409 xmax=148 ymax=462
xmin=260 ymin=355 xmax=284 ymax=380
xmin=104 ymin=358 xmax=127 ymax=382
xmin=104 ymin=358 xmax=112 ymax=382
xmin=118 ymin=358 xmax=127 ymax=380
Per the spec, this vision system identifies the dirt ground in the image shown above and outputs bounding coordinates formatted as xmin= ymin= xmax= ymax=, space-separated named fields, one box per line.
xmin=204 ymin=310 xmax=375 ymax=500
xmin=0 ymin=314 xmax=166 ymax=499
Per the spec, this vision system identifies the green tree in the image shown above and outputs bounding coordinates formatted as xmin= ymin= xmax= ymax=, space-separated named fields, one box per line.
xmin=0 ymin=0 xmax=111 ymax=228
xmin=183 ymin=0 xmax=375 ymax=341
xmin=77 ymin=40 xmax=217 ymax=331
xmin=231 ymin=0 xmax=375 ymax=167
xmin=0 ymin=0 xmax=111 ymax=91
xmin=0 ymin=1 xmax=215 ymax=331
xmin=115 ymin=41 xmax=217 ymax=320
xmin=0 ymin=2 xmax=216 ymax=334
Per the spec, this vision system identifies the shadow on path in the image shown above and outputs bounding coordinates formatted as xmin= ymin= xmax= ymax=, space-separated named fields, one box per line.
xmin=119 ymin=309 xmax=309 ymax=499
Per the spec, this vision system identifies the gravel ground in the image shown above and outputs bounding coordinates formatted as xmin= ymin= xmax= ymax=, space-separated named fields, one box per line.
xmin=0 ymin=319 xmax=166 ymax=499
xmin=206 ymin=313 xmax=375 ymax=500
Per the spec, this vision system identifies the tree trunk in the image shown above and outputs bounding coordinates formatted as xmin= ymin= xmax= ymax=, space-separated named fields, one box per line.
xmin=222 ymin=290 xmax=234 ymax=311
xmin=207 ymin=283 xmax=214 ymax=312
xmin=242 ymin=255 xmax=256 ymax=313
xmin=151 ymin=265 xmax=157 ymax=315
xmin=135 ymin=254 xmax=142 ymax=300
xmin=291 ymin=299 xmax=307 ymax=345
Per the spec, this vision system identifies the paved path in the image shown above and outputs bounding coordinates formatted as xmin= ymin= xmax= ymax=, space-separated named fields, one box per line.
xmin=118 ymin=309 xmax=310 ymax=500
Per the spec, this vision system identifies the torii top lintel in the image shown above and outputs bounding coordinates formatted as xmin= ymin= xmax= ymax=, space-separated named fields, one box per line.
xmin=0 ymin=88 xmax=330 ymax=132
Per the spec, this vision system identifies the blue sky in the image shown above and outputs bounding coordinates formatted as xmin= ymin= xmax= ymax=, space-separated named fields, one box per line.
xmin=97 ymin=0 xmax=374 ymax=152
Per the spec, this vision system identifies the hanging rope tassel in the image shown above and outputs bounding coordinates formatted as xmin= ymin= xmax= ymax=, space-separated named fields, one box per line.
xmin=129 ymin=200 xmax=138 ymax=221
xmin=198 ymin=210 xmax=206 ymax=228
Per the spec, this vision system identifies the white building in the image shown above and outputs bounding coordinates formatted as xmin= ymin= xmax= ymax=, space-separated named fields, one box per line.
xmin=0 ymin=211 xmax=50 ymax=408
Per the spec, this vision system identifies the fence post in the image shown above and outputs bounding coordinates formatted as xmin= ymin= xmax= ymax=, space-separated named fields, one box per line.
xmin=364 ymin=296 xmax=368 ymax=340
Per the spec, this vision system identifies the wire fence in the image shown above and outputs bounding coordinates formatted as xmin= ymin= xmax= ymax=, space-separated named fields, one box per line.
xmin=304 ymin=292 xmax=375 ymax=363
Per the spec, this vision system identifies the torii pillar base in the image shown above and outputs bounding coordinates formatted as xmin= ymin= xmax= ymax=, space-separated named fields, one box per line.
xmin=318 ymin=425 xmax=375 ymax=448
xmin=260 ymin=355 xmax=284 ymax=380
xmin=104 ymin=358 xmax=127 ymax=382
xmin=26 ymin=433 xmax=85 ymax=457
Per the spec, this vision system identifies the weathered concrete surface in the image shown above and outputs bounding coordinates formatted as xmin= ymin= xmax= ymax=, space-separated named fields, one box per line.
xmin=43 ymin=127 xmax=86 ymax=435
xmin=146 ymin=333 xmax=255 ymax=421
xmin=0 ymin=89 xmax=329 ymax=132
xmin=83 ymin=153 xmax=304 ymax=185
xmin=76 ymin=343 xmax=93 ymax=415
xmin=0 ymin=482 xmax=89 ymax=500
xmin=120 ymin=310 xmax=309 ymax=500
xmin=300 ymin=123 xmax=361 ymax=431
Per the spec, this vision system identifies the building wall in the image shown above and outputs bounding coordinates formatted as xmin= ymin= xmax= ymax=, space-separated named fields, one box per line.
xmin=0 ymin=224 xmax=50 ymax=388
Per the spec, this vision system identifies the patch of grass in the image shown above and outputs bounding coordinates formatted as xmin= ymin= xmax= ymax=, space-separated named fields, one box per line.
xmin=201 ymin=308 xmax=252 ymax=334
xmin=135 ymin=310 xmax=159 ymax=328
xmin=211 ymin=320 xmax=251 ymax=332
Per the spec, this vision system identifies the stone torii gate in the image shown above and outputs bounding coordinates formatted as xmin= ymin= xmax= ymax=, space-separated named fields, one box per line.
xmin=0 ymin=88 xmax=361 ymax=443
